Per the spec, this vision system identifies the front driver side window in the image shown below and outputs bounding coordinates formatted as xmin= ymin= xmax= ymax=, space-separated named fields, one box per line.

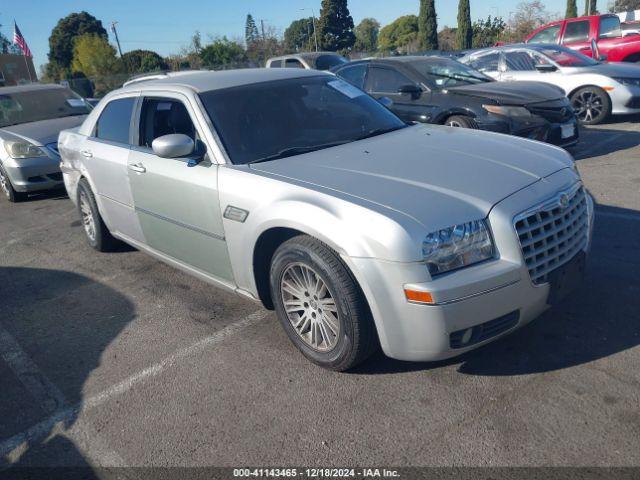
xmin=366 ymin=67 xmax=413 ymax=94
xmin=139 ymin=98 xmax=197 ymax=148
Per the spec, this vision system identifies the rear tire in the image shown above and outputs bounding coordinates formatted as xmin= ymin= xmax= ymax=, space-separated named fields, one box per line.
xmin=77 ymin=178 xmax=119 ymax=252
xmin=570 ymin=86 xmax=611 ymax=125
xmin=269 ymin=235 xmax=378 ymax=371
xmin=445 ymin=115 xmax=479 ymax=129
xmin=0 ymin=165 xmax=27 ymax=203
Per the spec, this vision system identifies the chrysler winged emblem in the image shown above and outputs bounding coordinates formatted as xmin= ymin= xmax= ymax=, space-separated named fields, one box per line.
xmin=559 ymin=193 xmax=570 ymax=210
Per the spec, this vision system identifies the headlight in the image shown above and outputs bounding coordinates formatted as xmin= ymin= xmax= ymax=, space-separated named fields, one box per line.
xmin=613 ymin=77 xmax=640 ymax=87
xmin=483 ymin=105 xmax=532 ymax=117
xmin=422 ymin=219 xmax=495 ymax=276
xmin=4 ymin=140 xmax=47 ymax=159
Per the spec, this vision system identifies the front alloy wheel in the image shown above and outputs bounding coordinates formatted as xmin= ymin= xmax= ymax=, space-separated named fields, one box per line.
xmin=0 ymin=165 xmax=27 ymax=202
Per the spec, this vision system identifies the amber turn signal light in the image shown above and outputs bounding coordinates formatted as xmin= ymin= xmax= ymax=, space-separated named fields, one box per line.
xmin=404 ymin=289 xmax=434 ymax=304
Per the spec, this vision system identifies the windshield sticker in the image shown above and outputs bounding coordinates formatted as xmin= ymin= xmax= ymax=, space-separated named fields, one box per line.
xmin=66 ymin=98 xmax=86 ymax=108
xmin=328 ymin=79 xmax=364 ymax=99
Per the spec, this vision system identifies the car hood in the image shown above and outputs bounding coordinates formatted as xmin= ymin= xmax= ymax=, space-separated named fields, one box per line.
xmin=446 ymin=81 xmax=565 ymax=105
xmin=0 ymin=115 xmax=87 ymax=146
xmin=250 ymin=125 xmax=573 ymax=230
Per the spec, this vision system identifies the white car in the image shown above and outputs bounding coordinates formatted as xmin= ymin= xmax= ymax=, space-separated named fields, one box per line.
xmin=460 ymin=44 xmax=640 ymax=125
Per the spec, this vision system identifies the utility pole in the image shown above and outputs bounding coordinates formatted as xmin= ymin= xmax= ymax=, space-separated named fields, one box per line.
xmin=110 ymin=21 xmax=123 ymax=57
xmin=260 ymin=19 xmax=265 ymax=40
xmin=300 ymin=8 xmax=319 ymax=52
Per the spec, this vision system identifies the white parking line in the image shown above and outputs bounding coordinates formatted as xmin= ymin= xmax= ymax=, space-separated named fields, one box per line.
xmin=0 ymin=309 xmax=270 ymax=467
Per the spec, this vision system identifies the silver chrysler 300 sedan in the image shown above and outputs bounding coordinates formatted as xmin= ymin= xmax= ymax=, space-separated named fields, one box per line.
xmin=59 ymin=69 xmax=594 ymax=371
xmin=0 ymin=84 xmax=90 ymax=202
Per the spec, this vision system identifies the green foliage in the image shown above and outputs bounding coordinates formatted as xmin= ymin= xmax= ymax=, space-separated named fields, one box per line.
xmin=48 ymin=11 xmax=108 ymax=79
xmin=456 ymin=0 xmax=473 ymax=50
xmin=354 ymin=18 xmax=380 ymax=52
xmin=317 ymin=0 xmax=356 ymax=52
xmin=566 ymin=0 xmax=578 ymax=18
xmin=584 ymin=0 xmax=598 ymax=14
xmin=245 ymin=14 xmax=259 ymax=46
xmin=438 ymin=27 xmax=458 ymax=51
xmin=611 ymin=0 xmax=639 ymax=12
xmin=121 ymin=50 xmax=167 ymax=74
xmin=472 ymin=16 xmax=507 ymax=48
xmin=378 ymin=15 xmax=419 ymax=52
xmin=71 ymin=33 xmax=122 ymax=96
xmin=418 ymin=0 xmax=439 ymax=50
xmin=284 ymin=18 xmax=316 ymax=52
xmin=200 ymin=37 xmax=247 ymax=69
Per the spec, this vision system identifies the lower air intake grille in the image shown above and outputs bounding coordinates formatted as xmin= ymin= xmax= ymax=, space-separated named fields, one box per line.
xmin=450 ymin=311 xmax=520 ymax=349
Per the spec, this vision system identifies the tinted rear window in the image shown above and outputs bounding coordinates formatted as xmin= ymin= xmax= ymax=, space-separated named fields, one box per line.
xmin=315 ymin=54 xmax=348 ymax=71
xmin=94 ymin=98 xmax=135 ymax=144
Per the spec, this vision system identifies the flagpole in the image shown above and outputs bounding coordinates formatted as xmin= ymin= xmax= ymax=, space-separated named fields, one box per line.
xmin=23 ymin=54 xmax=33 ymax=83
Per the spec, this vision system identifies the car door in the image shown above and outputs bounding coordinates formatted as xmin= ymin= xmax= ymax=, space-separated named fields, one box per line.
xmin=127 ymin=93 xmax=233 ymax=283
xmin=364 ymin=65 xmax=433 ymax=123
xmin=501 ymin=50 xmax=564 ymax=88
xmin=81 ymin=94 xmax=145 ymax=243
xmin=561 ymin=18 xmax=593 ymax=57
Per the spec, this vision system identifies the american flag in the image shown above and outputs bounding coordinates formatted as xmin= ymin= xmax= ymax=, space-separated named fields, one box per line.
xmin=13 ymin=21 xmax=32 ymax=58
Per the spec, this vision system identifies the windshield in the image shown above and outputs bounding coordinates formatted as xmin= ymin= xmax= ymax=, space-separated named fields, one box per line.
xmin=0 ymin=87 xmax=90 ymax=128
xmin=199 ymin=76 xmax=406 ymax=165
xmin=537 ymin=46 xmax=600 ymax=67
xmin=409 ymin=58 xmax=492 ymax=88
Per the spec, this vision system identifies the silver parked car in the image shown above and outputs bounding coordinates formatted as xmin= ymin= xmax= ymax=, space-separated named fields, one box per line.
xmin=59 ymin=69 xmax=594 ymax=371
xmin=0 ymin=84 xmax=90 ymax=202
xmin=460 ymin=44 xmax=640 ymax=125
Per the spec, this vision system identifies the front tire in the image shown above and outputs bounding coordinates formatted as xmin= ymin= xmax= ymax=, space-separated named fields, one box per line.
xmin=77 ymin=178 xmax=118 ymax=252
xmin=445 ymin=115 xmax=479 ymax=129
xmin=570 ymin=87 xmax=611 ymax=125
xmin=0 ymin=165 xmax=27 ymax=203
xmin=269 ymin=235 xmax=378 ymax=371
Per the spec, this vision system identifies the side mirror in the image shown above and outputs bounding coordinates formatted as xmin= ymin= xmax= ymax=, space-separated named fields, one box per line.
xmin=398 ymin=84 xmax=422 ymax=99
xmin=378 ymin=96 xmax=394 ymax=109
xmin=152 ymin=134 xmax=195 ymax=159
xmin=535 ymin=64 xmax=558 ymax=73
xmin=598 ymin=54 xmax=608 ymax=62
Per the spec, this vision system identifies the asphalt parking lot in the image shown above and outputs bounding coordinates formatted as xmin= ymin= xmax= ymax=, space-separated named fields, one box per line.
xmin=1 ymin=120 xmax=639 ymax=471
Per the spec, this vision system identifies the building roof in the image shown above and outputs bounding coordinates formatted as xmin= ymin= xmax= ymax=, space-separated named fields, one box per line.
xmin=121 ymin=68 xmax=326 ymax=93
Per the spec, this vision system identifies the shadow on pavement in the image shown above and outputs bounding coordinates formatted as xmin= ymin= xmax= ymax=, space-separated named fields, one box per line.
xmin=572 ymin=126 xmax=640 ymax=161
xmin=0 ymin=267 xmax=136 ymax=476
xmin=353 ymin=204 xmax=640 ymax=376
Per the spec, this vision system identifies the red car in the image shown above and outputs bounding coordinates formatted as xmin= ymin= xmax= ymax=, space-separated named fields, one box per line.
xmin=525 ymin=14 xmax=640 ymax=63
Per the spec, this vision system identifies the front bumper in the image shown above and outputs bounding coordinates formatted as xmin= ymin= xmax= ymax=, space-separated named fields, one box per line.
xmin=345 ymin=169 xmax=594 ymax=362
xmin=1 ymin=152 xmax=64 ymax=193
xmin=611 ymin=84 xmax=640 ymax=115
xmin=476 ymin=113 xmax=579 ymax=148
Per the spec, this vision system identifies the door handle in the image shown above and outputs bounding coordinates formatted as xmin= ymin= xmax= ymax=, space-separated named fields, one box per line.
xmin=129 ymin=163 xmax=146 ymax=173
xmin=81 ymin=150 xmax=93 ymax=158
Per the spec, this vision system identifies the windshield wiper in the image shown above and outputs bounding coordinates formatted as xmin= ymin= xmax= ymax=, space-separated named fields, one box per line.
xmin=247 ymin=140 xmax=352 ymax=165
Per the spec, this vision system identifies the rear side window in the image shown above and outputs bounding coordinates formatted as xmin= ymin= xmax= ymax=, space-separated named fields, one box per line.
xmin=599 ymin=17 xmax=622 ymax=39
xmin=285 ymin=59 xmax=305 ymax=69
xmin=366 ymin=67 xmax=413 ymax=93
xmin=315 ymin=54 xmax=347 ymax=71
xmin=336 ymin=64 xmax=368 ymax=89
xmin=269 ymin=59 xmax=282 ymax=68
xmin=563 ymin=21 xmax=590 ymax=43
xmin=504 ymin=51 xmax=537 ymax=71
xmin=529 ymin=25 xmax=562 ymax=44
xmin=94 ymin=97 xmax=135 ymax=144
xmin=467 ymin=53 xmax=501 ymax=73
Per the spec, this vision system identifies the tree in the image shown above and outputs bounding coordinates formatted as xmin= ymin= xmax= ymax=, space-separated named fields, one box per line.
xmin=566 ymin=0 xmax=578 ymax=18
xmin=200 ymin=37 xmax=247 ymax=69
xmin=245 ymin=14 xmax=259 ymax=46
xmin=438 ymin=27 xmax=458 ymax=51
xmin=354 ymin=18 xmax=380 ymax=52
xmin=71 ymin=33 xmax=122 ymax=96
xmin=378 ymin=15 xmax=419 ymax=52
xmin=584 ymin=0 xmax=598 ymax=14
xmin=418 ymin=0 xmax=439 ymax=50
xmin=316 ymin=0 xmax=356 ymax=52
xmin=610 ymin=0 xmax=639 ymax=12
xmin=121 ymin=49 xmax=167 ymax=74
xmin=284 ymin=18 xmax=315 ymax=52
xmin=472 ymin=16 xmax=507 ymax=48
xmin=456 ymin=0 xmax=473 ymax=50
xmin=507 ymin=1 xmax=555 ymax=42
xmin=48 ymin=11 xmax=108 ymax=79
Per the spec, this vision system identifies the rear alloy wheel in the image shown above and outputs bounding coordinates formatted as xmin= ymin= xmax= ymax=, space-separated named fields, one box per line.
xmin=0 ymin=165 xmax=27 ymax=203
xmin=445 ymin=115 xmax=478 ymax=129
xmin=270 ymin=235 xmax=378 ymax=371
xmin=570 ymin=87 xmax=611 ymax=125
xmin=77 ymin=178 xmax=119 ymax=252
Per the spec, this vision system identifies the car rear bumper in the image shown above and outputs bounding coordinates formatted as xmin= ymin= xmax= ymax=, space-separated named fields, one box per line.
xmin=345 ymin=169 xmax=594 ymax=362
xmin=1 ymin=154 xmax=64 ymax=193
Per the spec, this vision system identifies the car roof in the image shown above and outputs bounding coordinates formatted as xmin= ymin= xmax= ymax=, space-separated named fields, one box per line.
xmin=120 ymin=68 xmax=327 ymax=93
xmin=0 ymin=83 xmax=67 ymax=94
xmin=269 ymin=52 xmax=340 ymax=61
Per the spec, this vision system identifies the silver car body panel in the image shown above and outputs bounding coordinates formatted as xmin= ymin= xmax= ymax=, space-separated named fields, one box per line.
xmin=460 ymin=46 xmax=640 ymax=115
xmin=59 ymin=69 xmax=593 ymax=361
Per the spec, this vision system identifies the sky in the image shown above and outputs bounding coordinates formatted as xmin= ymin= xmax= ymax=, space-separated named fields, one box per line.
xmin=1 ymin=0 xmax=609 ymax=71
